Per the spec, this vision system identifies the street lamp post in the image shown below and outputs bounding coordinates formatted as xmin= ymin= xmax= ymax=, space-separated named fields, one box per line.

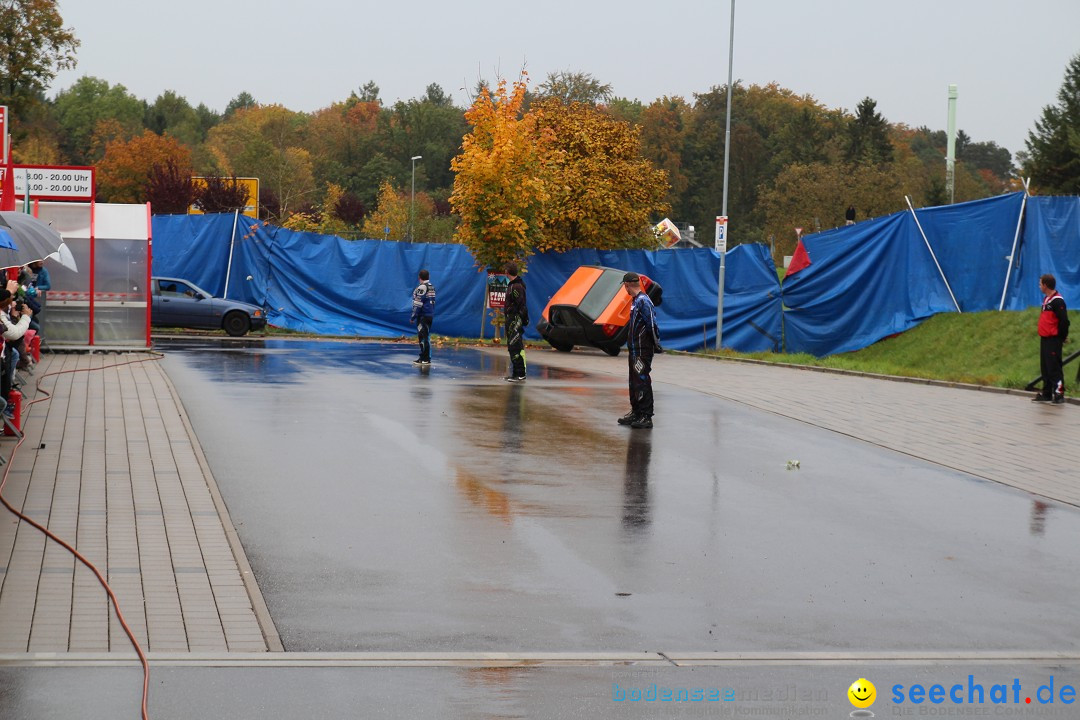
xmin=716 ymin=0 xmax=735 ymax=351
xmin=410 ymin=155 xmax=422 ymax=241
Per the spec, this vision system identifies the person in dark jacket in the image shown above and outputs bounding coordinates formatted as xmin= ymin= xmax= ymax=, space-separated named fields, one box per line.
xmin=409 ymin=269 xmax=436 ymax=365
xmin=1033 ymin=273 xmax=1069 ymax=404
xmin=618 ymin=272 xmax=660 ymax=429
xmin=503 ymin=262 xmax=528 ymax=382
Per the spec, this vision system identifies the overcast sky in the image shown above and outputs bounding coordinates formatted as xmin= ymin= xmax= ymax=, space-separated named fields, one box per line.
xmin=53 ymin=0 xmax=1080 ymax=160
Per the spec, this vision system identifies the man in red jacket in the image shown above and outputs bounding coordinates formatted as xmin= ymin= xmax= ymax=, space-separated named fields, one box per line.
xmin=1034 ymin=273 xmax=1070 ymax=405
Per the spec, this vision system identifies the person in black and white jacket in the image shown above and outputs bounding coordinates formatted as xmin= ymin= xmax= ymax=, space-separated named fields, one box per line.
xmin=410 ymin=269 xmax=436 ymax=365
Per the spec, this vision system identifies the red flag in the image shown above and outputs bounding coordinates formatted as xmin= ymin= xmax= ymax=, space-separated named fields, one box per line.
xmin=0 ymin=156 xmax=15 ymax=212
xmin=786 ymin=238 xmax=812 ymax=276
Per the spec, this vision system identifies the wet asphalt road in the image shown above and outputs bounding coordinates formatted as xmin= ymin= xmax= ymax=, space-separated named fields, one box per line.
xmin=156 ymin=339 xmax=1080 ymax=653
xmin=3 ymin=660 xmax=1079 ymax=719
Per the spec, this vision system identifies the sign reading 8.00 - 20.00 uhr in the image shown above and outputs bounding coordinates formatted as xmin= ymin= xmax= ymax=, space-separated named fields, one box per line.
xmin=12 ymin=165 xmax=96 ymax=202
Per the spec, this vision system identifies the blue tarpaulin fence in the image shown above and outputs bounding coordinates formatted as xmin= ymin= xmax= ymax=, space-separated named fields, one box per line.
xmin=151 ymin=193 xmax=1080 ymax=357
xmin=781 ymin=193 xmax=1080 ymax=356
xmin=1002 ymin=196 xmax=1080 ymax=311
xmin=151 ymin=214 xmax=782 ymax=352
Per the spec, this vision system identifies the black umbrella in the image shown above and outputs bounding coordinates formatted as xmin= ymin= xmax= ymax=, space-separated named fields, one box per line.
xmin=0 ymin=211 xmax=72 ymax=270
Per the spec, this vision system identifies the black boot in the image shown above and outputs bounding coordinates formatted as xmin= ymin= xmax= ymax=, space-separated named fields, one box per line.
xmin=617 ymin=411 xmax=638 ymax=426
xmin=630 ymin=415 xmax=653 ymax=429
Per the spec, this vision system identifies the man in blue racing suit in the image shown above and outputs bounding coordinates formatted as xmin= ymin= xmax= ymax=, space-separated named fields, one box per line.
xmin=618 ymin=272 xmax=660 ymax=429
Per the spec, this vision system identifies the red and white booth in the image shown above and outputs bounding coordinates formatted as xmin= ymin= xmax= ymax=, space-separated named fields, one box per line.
xmin=22 ymin=199 xmax=152 ymax=349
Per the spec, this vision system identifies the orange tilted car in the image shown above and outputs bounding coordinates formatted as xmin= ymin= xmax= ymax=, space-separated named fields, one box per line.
xmin=536 ymin=266 xmax=663 ymax=355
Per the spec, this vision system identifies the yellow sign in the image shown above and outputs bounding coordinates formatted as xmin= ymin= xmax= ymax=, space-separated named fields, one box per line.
xmin=189 ymin=176 xmax=259 ymax=218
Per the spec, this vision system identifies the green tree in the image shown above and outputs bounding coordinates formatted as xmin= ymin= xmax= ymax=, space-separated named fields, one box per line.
xmin=0 ymin=0 xmax=78 ymax=119
xmin=608 ymin=97 xmax=644 ymax=125
xmin=758 ymin=162 xmax=904 ymax=259
xmin=207 ymin=104 xmax=314 ymax=219
xmin=1024 ymin=52 xmax=1080 ymax=194
xmin=770 ymin=106 xmax=829 ymax=170
xmin=382 ymin=85 xmax=467 ymax=192
xmin=53 ymin=76 xmax=145 ymax=164
xmin=356 ymin=81 xmax=381 ymax=104
xmin=224 ymin=91 xmax=257 ymax=119
xmin=145 ymin=90 xmax=209 ymax=146
xmin=845 ymin=97 xmax=893 ymax=165
xmin=536 ymin=70 xmax=613 ymax=105
xmin=960 ymin=139 xmax=1013 ymax=180
xmin=304 ymin=100 xmax=378 ymax=200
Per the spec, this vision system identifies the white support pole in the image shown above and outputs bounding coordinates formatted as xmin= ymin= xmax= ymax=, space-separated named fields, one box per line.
xmin=223 ymin=209 xmax=239 ymax=300
xmin=998 ymin=178 xmax=1030 ymax=311
xmin=905 ymin=195 xmax=961 ymax=313
xmin=946 ymin=85 xmax=958 ymax=205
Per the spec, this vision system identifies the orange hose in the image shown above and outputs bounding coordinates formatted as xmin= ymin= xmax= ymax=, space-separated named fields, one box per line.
xmin=0 ymin=353 xmax=166 ymax=720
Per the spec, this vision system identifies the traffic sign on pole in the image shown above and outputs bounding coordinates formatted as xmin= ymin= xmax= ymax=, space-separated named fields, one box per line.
xmin=715 ymin=216 xmax=728 ymax=253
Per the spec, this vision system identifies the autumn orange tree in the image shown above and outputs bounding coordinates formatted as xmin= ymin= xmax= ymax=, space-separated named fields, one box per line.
xmin=98 ymin=130 xmax=193 ymax=202
xmin=531 ymin=98 xmax=669 ymax=252
xmin=451 ymin=75 xmax=554 ymax=269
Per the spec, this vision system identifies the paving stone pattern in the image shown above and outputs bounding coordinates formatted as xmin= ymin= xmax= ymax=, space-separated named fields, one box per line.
xmin=0 ymin=354 xmax=269 ymax=653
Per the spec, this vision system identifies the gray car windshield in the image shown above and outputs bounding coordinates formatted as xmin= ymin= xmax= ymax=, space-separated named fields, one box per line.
xmin=577 ymin=270 xmax=626 ymax=321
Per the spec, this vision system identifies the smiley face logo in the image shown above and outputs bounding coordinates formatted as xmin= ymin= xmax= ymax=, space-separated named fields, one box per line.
xmin=848 ymin=678 xmax=876 ymax=708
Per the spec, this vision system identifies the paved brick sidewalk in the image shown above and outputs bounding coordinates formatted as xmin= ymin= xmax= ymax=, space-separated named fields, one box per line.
xmin=521 ymin=348 xmax=1080 ymax=507
xmin=0 ymin=353 xmax=278 ymax=653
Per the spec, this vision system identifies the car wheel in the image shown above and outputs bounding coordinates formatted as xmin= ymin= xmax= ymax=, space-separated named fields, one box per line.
xmin=548 ymin=340 xmax=574 ymax=352
xmin=223 ymin=311 xmax=251 ymax=337
xmin=602 ymin=344 xmax=621 ymax=357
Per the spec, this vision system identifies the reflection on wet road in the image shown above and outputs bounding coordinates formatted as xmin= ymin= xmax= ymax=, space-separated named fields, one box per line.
xmin=160 ymin=339 xmax=1080 ymax=653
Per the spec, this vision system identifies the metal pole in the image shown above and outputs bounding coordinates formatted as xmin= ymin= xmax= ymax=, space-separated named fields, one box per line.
xmin=223 ymin=209 xmax=239 ymax=300
xmin=998 ymin=178 xmax=1030 ymax=311
xmin=905 ymin=195 xmax=961 ymax=313
xmin=716 ymin=0 xmax=735 ymax=351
